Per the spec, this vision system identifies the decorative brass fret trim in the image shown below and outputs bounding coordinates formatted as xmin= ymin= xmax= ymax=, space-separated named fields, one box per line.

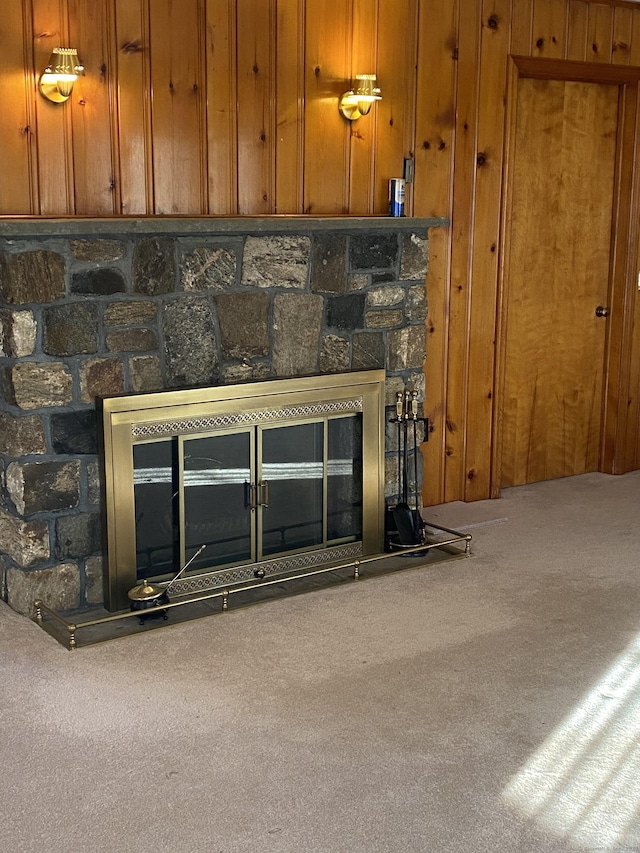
xmin=167 ymin=542 xmax=364 ymax=596
xmin=132 ymin=398 xmax=364 ymax=439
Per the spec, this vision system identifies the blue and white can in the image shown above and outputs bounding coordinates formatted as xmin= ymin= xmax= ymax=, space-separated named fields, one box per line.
xmin=389 ymin=178 xmax=405 ymax=217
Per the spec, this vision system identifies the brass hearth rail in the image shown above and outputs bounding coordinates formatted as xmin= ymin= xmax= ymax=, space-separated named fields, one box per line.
xmin=34 ymin=523 xmax=472 ymax=650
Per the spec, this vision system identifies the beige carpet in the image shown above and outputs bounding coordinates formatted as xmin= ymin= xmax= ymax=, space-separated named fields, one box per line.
xmin=3 ymin=471 xmax=640 ymax=852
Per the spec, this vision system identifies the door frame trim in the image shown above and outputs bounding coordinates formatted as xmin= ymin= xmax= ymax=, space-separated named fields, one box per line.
xmin=491 ymin=56 xmax=640 ymax=497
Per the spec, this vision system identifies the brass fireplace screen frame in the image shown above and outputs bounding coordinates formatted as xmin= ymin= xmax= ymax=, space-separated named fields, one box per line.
xmin=100 ymin=370 xmax=386 ymax=611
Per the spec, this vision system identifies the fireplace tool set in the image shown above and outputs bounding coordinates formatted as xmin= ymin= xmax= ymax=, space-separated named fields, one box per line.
xmin=127 ymin=543 xmax=206 ymax=623
xmin=386 ymin=388 xmax=427 ymax=550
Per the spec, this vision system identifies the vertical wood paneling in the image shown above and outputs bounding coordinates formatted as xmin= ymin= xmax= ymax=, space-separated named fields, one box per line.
xmin=303 ymin=0 xmax=351 ymax=213
xmin=510 ymin=0 xmax=534 ymax=55
xmin=441 ymin=0 xmax=481 ymax=504
xmin=532 ymin=0 xmax=568 ymax=58
xmin=113 ymin=0 xmax=151 ymax=214
xmin=415 ymin=0 xmax=459 ymax=505
xmin=275 ymin=0 xmax=304 ymax=213
xmin=348 ymin=0 xmax=378 ymax=214
xmin=205 ymin=0 xmax=237 ymax=214
xmin=374 ymin=0 xmax=418 ymax=214
xmin=149 ymin=0 xmax=205 ymax=214
xmin=599 ymin=82 xmax=640 ymax=472
xmin=68 ymin=0 xmax=116 ymax=214
xmin=629 ymin=4 xmax=640 ymax=64
xmin=0 ymin=2 xmax=36 ymax=213
xmin=587 ymin=2 xmax=614 ymax=62
xmin=566 ymin=0 xmax=589 ymax=60
xmin=464 ymin=0 xmax=510 ymax=501
xmin=237 ymin=0 xmax=275 ymax=214
xmin=32 ymin=0 xmax=74 ymax=214
xmin=612 ymin=6 xmax=633 ymax=63
xmin=413 ymin=0 xmax=457 ymax=219
xmin=422 ymin=225 xmax=450 ymax=505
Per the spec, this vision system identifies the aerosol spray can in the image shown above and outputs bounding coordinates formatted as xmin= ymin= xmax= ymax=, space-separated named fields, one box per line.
xmin=388 ymin=178 xmax=405 ymax=217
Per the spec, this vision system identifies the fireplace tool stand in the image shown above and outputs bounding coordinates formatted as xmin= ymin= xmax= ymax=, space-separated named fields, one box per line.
xmin=386 ymin=388 xmax=427 ymax=551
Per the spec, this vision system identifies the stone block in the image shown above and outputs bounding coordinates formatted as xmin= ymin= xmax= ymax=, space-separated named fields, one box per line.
xmin=55 ymin=512 xmax=101 ymax=559
xmin=352 ymin=332 xmax=385 ymax=370
xmin=310 ymin=235 xmax=347 ymax=293
xmin=407 ymin=371 xmax=426 ymax=402
xmin=86 ymin=460 xmax=101 ymax=505
xmin=71 ymin=268 xmax=127 ymax=295
xmin=372 ymin=272 xmax=395 ymax=283
xmin=350 ymin=234 xmax=398 ymax=271
xmin=242 ymin=236 xmax=309 ymax=288
xmin=43 ymin=303 xmax=99 ymax=355
xmin=221 ymin=362 xmax=271 ymax=384
xmin=400 ymin=233 xmax=428 ymax=280
xmin=367 ymin=286 xmax=405 ymax=307
xmin=0 ymin=412 xmax=46 ymax=456
xmin=406 ymin=284 xmax=427 ymax=322
xmin=384 ymin=454 xmax=398 ymax=499
xmin=215 ymin=291 xmax=270 ymax=359
xmin=348 ymin=273 xmax=369 ymax=290
xmin=70 ymin=239 xmax=126 ymax=262
xmin=388 ymin=326 xmax=427 ymax=371
xmin=0 ymin=309 xmax=37 ymax=357
xmin=0 ymin=250 xmax=66 ymax=304
xmin=273 ymin=293 xmax=323 ymax=376
xmin=79 ymin=358 xmax=125 ymax=403
xmin=104 ymin=300 xmax=157 ymax=325
xmin=163 ymin=297 xmax=218 ymax=388
xmin=106 ymin=328 xmax=158 ymax=353
xmin=8 ymin=362 xmax=73 ymax=410
xmin=365 ymin=309 xmax=404 ymax=328
xmin=85 ymin=555 xmax=104 ymax=605
xmin=181 ymin=246 xmax=237 ymax=291
xmin=0 ymin=508 xmax=49 ymax=568
xmin=133 ymin=237 xmax=176 ymax=295
xmin=326 ymin=294 xmax=366 ymax=330
xmin=129 ymin=355 xmax=163 ymax=393
xmin=7 ymin=563 xmax=80 ymax=617
xmin=50 ymin=410 xmax=98 ymax=454
xmin=320 ymin=335 xmax=350 ymax=373
xmin=385 ymin=375 xmax=408 ymax=406
xmin=6 ymin=460 xmax=80 ymax=516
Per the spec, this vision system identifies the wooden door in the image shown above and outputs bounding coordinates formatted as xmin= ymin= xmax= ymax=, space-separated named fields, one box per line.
xmin=499 ymin=76 xmax=619 ymax=488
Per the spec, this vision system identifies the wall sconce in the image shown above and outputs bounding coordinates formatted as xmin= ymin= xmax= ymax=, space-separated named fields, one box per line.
xmin=38 ymin=48 xmax=84 ymax=103
xmin=339 ymin=74 xmax=382 ymax=121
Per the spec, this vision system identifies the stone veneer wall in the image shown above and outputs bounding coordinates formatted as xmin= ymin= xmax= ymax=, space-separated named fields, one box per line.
xmin=0 ymin=217 xmax=445 ymax=616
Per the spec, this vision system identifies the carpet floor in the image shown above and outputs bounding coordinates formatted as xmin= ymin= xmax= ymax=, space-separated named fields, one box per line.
xmin=2 ymin=471 xmax=640 ymax=852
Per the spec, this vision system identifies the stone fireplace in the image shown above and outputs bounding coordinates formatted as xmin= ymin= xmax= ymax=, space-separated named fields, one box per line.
xmin=0 ymin=216 xmax=445 ymax=616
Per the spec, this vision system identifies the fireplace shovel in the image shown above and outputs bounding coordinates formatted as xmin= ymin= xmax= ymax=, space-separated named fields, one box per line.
xmin=127 ymin=544 xmax=206 ymax=623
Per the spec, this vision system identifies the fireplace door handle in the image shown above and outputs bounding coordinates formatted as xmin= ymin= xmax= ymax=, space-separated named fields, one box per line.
xmin=245 ymin=481 xmax=258 ymax=511
xmin=259 ymin=481 xmax=269 ymax=508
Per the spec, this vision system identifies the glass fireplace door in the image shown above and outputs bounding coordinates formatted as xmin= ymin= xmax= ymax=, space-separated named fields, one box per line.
xmin=259 ymin=421 xmax=325 ymax=558
xmin=133 ymin=414 xmax=363 ymax=584
xmin=181 ymin=429 xmax=255 ymax=573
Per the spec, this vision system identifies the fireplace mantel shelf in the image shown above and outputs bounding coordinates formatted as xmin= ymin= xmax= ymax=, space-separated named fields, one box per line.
xmin=0 ymin=215 xmax=448 ymax=238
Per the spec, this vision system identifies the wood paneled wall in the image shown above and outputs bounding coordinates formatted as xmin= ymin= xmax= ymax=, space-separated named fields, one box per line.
xmin=3 ymin=0 xmax=640 ymax=504
xmin=419 ymin=0 xmax=640 ymax=506
xmin=0 ymin=0 xmax=417 ymax=216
